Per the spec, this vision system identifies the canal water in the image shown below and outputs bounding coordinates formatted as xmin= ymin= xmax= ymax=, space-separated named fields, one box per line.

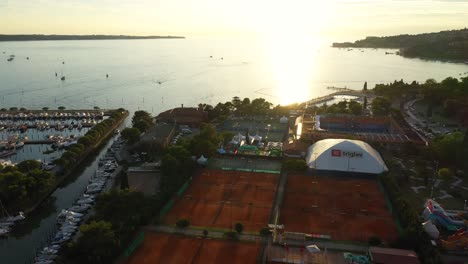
xmin=0 ymin=132 xmax=122 ymax=264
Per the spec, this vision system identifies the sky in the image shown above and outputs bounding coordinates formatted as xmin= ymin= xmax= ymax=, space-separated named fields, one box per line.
xmin=1 ymin=0 xmax=468 ymax=41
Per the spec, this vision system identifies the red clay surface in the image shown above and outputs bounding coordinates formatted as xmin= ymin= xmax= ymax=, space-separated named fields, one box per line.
xmin=127 ymin=232 xmax=260 ymax=264
xmin=163 ymin=169 xmax=278 ymax=231
xmin=280 ymin=175 xmax=398 ymax=242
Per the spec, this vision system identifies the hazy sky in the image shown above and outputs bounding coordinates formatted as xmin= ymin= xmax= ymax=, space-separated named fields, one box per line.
xmin=1 ymin=0 xmax=468 ymax=41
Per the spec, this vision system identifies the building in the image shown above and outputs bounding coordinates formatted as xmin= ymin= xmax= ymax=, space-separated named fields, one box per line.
xmin=140 ymin=123 xmax=176 ymax=148
xmin=369 ymin=247 xmax=420 ymax=264
xmin=305 ymin=138 xmax=388 ymax=174
xmin=156 ymin=105 xmax=208 ymax=127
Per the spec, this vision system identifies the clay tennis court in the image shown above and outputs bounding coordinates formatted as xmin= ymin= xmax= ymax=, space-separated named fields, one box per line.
xmin=163 ymin=169 xmax=279 ymax=231
xmin=127 ymin=232 xmax=260 ymax=264
xmin=280 ymin=175 xmax=398 ymax=242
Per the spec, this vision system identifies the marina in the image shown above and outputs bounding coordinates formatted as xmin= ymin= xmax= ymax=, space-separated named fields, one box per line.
xmin=0 ymin=131 xmax=124 ymax=264
xmin=27 ymin=138 xmax=123 ymax=264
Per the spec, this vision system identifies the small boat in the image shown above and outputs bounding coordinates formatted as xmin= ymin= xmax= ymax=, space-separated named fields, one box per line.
xmin=43 ymin=149 xmax=55 ymax=155
xmin=68 ymin=204 xmax=91 ymax=213
xmin=7 ymin=58 xmax=13 ymax=62
xmin=3 ymin=212 xmax=25 ymax=222
xmin=60 ymin=76 xmax=65 ymax=81
xmin=0 ymin=227 xmax=10 ymax=237
xmin=15 ymin=141 xmax=25 ymax=148
xmin=0 ymin=150 xmax=16 ymax=158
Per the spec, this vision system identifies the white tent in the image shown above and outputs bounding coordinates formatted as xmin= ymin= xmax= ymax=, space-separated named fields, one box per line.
xmin=197 ymin=155 xmax=208 ymax=165
xmin=306 ymin=245 xmax=320 ymax=254
xmin=305 ymin=139 xmax=388 ymax=174
xmin=233 ymin=133 xmax=246 ymax=142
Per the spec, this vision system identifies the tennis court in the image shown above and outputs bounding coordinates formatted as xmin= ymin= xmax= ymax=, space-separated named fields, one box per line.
xmin=280 ymin=175 xmax=398 ymax=242
xmin=163 ymin=169 xmax=279 ymax=231
xmin=127 ymin=232 xmax=260 ymax=264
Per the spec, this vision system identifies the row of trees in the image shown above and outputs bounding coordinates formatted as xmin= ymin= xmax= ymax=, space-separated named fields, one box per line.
xmin=431 ymin=131 xmax=468 ymax=170
xmin=199 ymin=97 xmax=297 ymax=121
xmin=121 ymin=111 xmax=154 ymax=144
xmin=309 ymin=100 xmax=365 ymax=115
xmin=64 ymin=189 xmax=158 ymax=263
xmin=0 ymin=160 xmax=54 ymax=211
xmin=55 ymin=110 xmax=126 ymax=172
xmin=374 ymin=77 xmax=468 ymax=121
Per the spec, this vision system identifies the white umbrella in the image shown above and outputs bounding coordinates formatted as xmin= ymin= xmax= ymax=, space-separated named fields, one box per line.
xmin=306 ymin=245 xmax=320 ymax=254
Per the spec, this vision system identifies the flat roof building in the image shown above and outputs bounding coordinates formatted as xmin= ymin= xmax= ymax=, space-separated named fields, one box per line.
xmin=369 ymin=247 xmax=420 ymax=264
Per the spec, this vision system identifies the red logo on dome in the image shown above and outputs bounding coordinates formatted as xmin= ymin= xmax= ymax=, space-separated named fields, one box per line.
xmin=331 ymin=149 xmax=341 ymax=157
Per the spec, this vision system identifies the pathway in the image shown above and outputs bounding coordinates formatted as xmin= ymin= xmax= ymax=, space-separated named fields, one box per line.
xmin=145 ymin=225 xmax=369 ymax=253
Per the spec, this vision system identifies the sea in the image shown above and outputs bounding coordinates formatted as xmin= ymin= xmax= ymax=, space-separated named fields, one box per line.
xmin=1 ymin=37 xmax=467 ymax=114
xmin=0 ymin=37 xmax=467 ymax=264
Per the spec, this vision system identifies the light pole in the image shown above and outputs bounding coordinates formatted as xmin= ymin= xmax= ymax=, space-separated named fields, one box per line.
xmin=266 ymin=124 xmax=271 ymax=140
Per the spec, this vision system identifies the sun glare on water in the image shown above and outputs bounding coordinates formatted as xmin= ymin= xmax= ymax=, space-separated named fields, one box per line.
xmin=254 ymin=1 xmax=333 ymax=105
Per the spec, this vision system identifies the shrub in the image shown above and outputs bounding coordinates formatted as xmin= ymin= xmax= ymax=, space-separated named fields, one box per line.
xmin=259 ymin=227 xmax=272 ymax=236
xmin=368 ymin=236 xmax=382 ymax=246
xmin=175 ymin=218 xmax=190 ymax=228
xmin=223 ymin=231 xmax=238 ymax=240
xmin=234 ymin=223 xmax=244 ymax=234
xmin=438 ymin=168 xmax=453 ymax=180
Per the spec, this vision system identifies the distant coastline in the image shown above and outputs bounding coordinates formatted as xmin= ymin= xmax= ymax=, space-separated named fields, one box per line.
xmin=332 ymin=28 xmax=468 ymax=62
xmin=0 ymin=34 xmax=185 ymax=42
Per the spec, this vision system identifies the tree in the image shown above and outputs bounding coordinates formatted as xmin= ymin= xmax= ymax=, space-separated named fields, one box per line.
xmin=348 ymin=101 xmax=363 ymax=115
xmin=94 ymin=189 xmax=153 ymax=236
xmin=176 ymin=218 xmax=190 ymax=228
xmin=94 ymin=106 xmax=100 ymax=110
xmin=363 ymin=81 xmax=368 ymax=91
xmin=132 ymin=111 xmax=153 ymax=132
xmin=121 ymin=127 xmax=141 ymax=144
xmin=432 ymin=132 xmax=464 ymax=165
xmin=190 ymin=123 xmax=220 ymax=157
xmin=73 ymin=221 xmax=119 ymax=264
xmin=202 ymin=229 xmax=208 ymax=238
xmin=259 ymin=227 xmax=272 ymax=236
xmin=58 ymin=106 xmax=66 ymax=110
xmin=368 ymin=236 xmax=382 ymax=246
xmin=17 ymin=160 xmax=42 ymax=173
xmin=371 ymin=97 xmax=391 ymax=115
xmin=234 ymin=223 xmax=244 ymax=234
xmin=363 ymin=97 xmax=368 ymax=109
xmin=42 ymin=107 xmax=49 ymax=111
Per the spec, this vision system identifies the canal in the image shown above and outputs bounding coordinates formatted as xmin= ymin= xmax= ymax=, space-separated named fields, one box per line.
xmin=0 ymin=133 xmax=122 ymax=264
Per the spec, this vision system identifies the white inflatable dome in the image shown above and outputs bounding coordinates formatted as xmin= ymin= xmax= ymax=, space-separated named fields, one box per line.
xmin=305 ymin=139 xmax=388 ymax=174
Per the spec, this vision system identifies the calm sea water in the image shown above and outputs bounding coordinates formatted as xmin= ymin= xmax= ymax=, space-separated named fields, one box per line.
xmin=1 ymin=37 xmax=467 ymax=115
xmin=0 ymin=37 xmax=468 ymax=263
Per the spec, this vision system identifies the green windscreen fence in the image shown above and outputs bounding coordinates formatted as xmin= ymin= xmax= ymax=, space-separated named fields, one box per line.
xmin=377 ymin=177 xmax=403 ymax=233
xmin=124 ymin=232 xmax=145 ymax=257
xmin=159 ymin=178 xmax=192 ymax=219
xmin=159 ymin=199 xmax=174 ymax=218
xmin=177 ymin=179 xmax=191 ymax=197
